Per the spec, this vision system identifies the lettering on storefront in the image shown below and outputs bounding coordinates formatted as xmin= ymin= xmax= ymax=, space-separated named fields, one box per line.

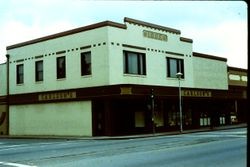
xmin=120 ymin=87 xmax=132 ymax=95
xmin=181 ymin=90 xmax=212 ymax=97
xmin=38 ymin=91 xmax=76 ymax=101
xmin=143 ymin=30 xmax=167 ymax=42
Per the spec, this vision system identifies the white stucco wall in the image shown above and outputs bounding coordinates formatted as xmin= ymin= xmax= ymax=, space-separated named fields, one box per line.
xmin=0 ymin=63 xmax=7 ymax=96
xmin=7 ymin=27 xmax=109 ymax=95
xmin=6 ymin=20 xmax=229 ymax=96
xmin=107 ymin=23 xmax=194 ymax=88
xmin=193 ymin=56 xmax=228 ymax=89
xmin=9 ymin=101 xmax=92 ymax=136
xmin=7 ymin=22 xmax=195 ymax=95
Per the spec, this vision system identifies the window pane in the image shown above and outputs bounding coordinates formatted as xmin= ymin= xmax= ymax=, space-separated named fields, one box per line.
xmin=35 ymin=61 xmax=43 ymax=81
xmin=139 ymin=54 xmax=146 ymax=75
xmin=127 ymin=52 xmax=138 ymax=74
xmin=169 ymin=59 xmax=177 ymax=77
xmin=81 ymin=52 xmax=91 ymax=76
xmin=124 ymin=51 xmax=146 ymax=75
xmin=16 ymin=64 xmax=24 ymax=84
xmin=177 ymin=59 xmax=184 ymax=78
xmin=167 ymin=58 xmax=184 ymax=78
xmin=57 ymin=56 xmax=66 ymax=79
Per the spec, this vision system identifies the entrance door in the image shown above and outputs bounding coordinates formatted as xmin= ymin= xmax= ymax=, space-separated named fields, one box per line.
xmin=92 ymin=101 xmax=105 ymax=136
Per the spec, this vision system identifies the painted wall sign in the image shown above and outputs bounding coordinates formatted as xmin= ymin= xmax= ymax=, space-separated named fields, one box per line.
xmin=120 ymin=87 xmax=132 ymax=95
xmin=38 ymin=91 xmax=76 ymax=101
xmin=182 ymin=90 xmax=212 ymax=97
xmin=143 ymin=30 xmax=167 ymax=42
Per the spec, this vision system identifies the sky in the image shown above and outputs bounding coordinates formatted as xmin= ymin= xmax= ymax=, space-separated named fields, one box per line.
xmin=0 ymin=0 xmax=248 ymax=68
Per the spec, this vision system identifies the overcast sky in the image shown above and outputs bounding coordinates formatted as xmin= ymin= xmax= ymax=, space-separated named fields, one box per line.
xmin=0 ymin=0 xmax=247 ymax=68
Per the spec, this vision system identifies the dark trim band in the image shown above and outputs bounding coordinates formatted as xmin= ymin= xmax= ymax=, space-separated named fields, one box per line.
xmin=8 ymin=84 xmax=239 ymax=105
xmin=0 ymin=96 xmax=7 ymax=104
xmin=228 ymin=66 xmax=248 ymax=73
xmin=165 ymin=51 xmax=184 ymax=57
xmin=16 ymin=59 xmax=24 ymax=63
xmin=180 ymin=37 xmax=193 ymax=43
xmin=35 ymin=55 xmax=44 ymax=59
xmin=193 ymin=52 xmax=227 ymax=62
xmin=122 ymin=44 xmax=146 ymax=50
xmin=56 ymin=50 xmax=66 ymax=55
xmin=80 ymin=45 xmax=92 ymax=50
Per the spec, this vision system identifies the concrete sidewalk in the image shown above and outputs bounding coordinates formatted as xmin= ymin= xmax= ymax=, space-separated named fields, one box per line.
xmin=0 ymin=123 xmax=247 ymax=140
xmin=93 ymin=123 xmax=247 ymax=140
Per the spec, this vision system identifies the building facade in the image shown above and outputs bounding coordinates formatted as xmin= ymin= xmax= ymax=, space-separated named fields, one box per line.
xmin=0 ymin=17 xmax=247 ymax=136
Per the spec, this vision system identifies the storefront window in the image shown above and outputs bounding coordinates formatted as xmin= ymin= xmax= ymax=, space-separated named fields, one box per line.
xmin=167 ymin=105 xmax=179 ymax=127
xmin=184 ymin=109 xmax=192 ymax=126
xmin=200 ymin=113 xmax=210 ymax=126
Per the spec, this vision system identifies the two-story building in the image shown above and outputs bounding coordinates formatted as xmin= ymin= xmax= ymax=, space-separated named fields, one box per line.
xmin=0 ymin=17 xmax=247 ymax=136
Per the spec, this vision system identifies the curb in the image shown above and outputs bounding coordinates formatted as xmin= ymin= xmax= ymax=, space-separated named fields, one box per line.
xmin=0 ymin=123 xmax=247 ymax=140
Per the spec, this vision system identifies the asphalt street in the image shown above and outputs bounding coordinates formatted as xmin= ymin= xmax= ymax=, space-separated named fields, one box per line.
xmin=0 ymin=128 xmax=247 ymax=167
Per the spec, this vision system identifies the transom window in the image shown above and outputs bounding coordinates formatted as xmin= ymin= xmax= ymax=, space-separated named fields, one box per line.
xmin=166 ymin=57 xmax=184 ymax=78
xmin=123 ymin=50 xmax=146 ymax=75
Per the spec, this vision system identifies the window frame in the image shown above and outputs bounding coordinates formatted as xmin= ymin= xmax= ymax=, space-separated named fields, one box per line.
xmin=16 ymin=64 xmax=24 ymax=84
xmin=81 ymin=51 xmax=92 ymax=76
xmin=123 ymin=50 xmax=146 ymax=75
xmin=35 ymin=60 xmax=43 ymax=82
xmin=56 ymin=56 xmax=66 ymax=79
xmin=166 ymin=57 xmax=184 ymax=78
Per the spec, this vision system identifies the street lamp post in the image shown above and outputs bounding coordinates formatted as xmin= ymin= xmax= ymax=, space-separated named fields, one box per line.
xmin=176 ymin=72 xmax=183 ymax=133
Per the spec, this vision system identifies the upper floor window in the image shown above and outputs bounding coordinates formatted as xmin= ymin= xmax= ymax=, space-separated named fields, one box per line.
xmin=123 ymin=50 xmax=146 ymax=75
xmin=16 ymin=64 xmax=24 ymax=84
xmin=166 ymin=57 xmax=184 ymax=78
xmin=57 ymin=56 xmax=66 ymax=79
xmin=81 ymin=52 xmax=91 ymax=76
xmin=35 ymin=60 xmax=43 ymax=82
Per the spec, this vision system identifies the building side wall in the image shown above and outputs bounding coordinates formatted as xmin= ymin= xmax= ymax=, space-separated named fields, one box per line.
xmin=9 ymin=101 xmax=92 ymax=136
xmin=193 ymin=56 xmax=228 ymax=89
xmin=7 ymin=27 xmax=109 ymax=95
xmin=0 ymin=63 xmax=7 ymax=96
xmin=228 ymin=68 xmax=247 ymax=87
xmin=107 ymin=24 xmax=194 ymax=88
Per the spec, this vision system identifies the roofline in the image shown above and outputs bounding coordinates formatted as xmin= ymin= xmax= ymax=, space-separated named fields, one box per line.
xmin=180 ymin=37 xmax=193 ymax=43
xmin=228 ymin=66 xmax=248 ymax=72
xmin=124 ymin=17 xmax=181 ymax=34
xmin=193 ymin=52 xmax=227 ymax=62
xmin=7 ymin=17 xmax=188 ymax=50
xmin=7 ymin=21 xmax=126 ymax=50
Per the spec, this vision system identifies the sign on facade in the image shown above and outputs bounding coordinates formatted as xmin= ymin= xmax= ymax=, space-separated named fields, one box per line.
xmin=143 ymin=30 xmax=168 ymax=42
xmin=182 ymin=90 xmax=212 ymax=97
xmin=38 ymin=91 xmax=76 ymax=101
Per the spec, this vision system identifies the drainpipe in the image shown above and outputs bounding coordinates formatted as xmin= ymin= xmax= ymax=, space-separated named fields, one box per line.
xmin=6 ymin=54 xmax=10 ymax=135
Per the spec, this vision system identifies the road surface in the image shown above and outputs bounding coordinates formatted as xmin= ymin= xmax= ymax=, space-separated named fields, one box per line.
xmin=0 ymin=128 xmax=246 ymax=167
